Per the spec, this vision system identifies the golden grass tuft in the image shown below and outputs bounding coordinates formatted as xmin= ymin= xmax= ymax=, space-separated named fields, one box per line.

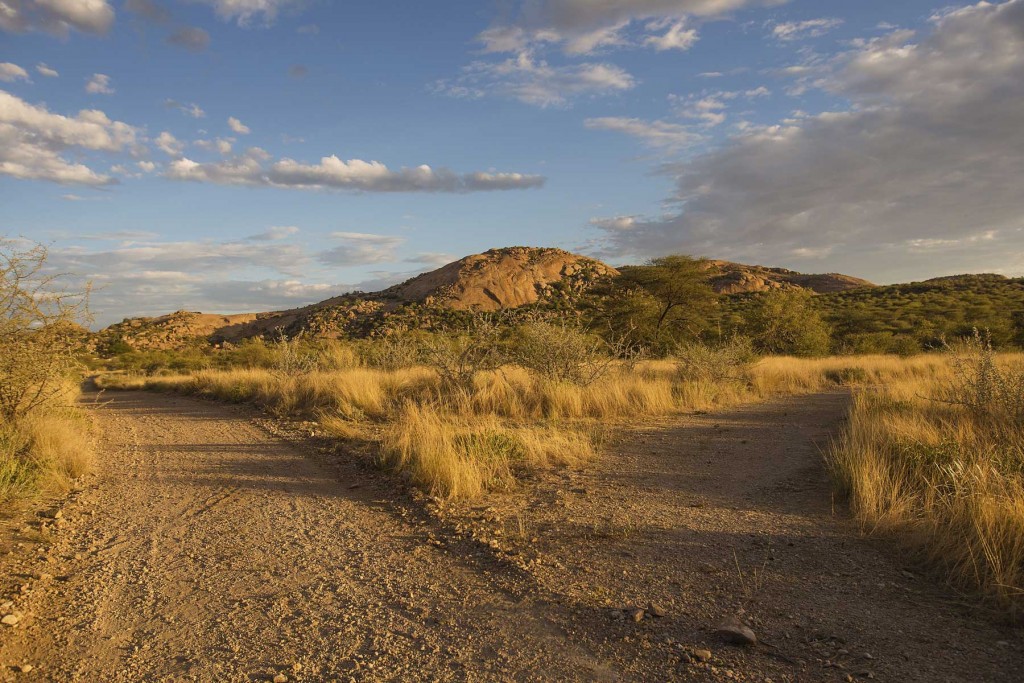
xmin=95 ymin=353 xmax=957 ymax=501
xmin=828 ymin=353 xmax=1024 ymax=617
xmin=1 ymin=386 xmax=95 ymax=505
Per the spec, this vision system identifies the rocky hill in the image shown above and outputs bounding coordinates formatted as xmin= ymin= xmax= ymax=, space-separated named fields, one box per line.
xmin=380 ymin=247 xmax=617 ymax=310
xmin=100 ymin=247 xmax=618 ymax=349
xmin=707 ymin=260 xmax=873 ymax=295
xmin=98 ymin=249 xmax=878 ymax=351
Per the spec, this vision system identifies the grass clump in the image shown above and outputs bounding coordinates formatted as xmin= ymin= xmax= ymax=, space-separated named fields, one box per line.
xmin=828 ymin=341 xmax=1024 ymax=617
xmin=1 ymin=240 xmax=94 ymax=505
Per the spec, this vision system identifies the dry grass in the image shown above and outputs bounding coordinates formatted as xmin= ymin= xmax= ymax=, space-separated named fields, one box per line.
xmin=0 ymin=386 xmax=94 ymax=505
xmin=96 ymin=353 xmax=920 ymax=500
xmin=828 ymin=351 xmax=1024 ymax=617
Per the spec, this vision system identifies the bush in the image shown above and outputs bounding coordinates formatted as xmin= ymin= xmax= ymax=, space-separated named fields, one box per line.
xmin=418 ymin=318 xmax=504 ymax=391
xmin=941 ymin=330 xmax=1024 ymax=426
xmin=743 ymin=289 xmax=832 ymax=357
xmin=508 ymin=320 xmax=612 ymax=386
xmin=0 ymin=241 xmax=89 ymax=421
xmin=359 ymin=334 xmax=421 ymax=371
xmin=674 ymin=336 xmax=757 ymax=383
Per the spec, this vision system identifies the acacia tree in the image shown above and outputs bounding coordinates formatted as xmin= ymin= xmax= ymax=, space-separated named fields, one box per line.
xmin=612 ymin=255 xmax=718 ymax=350
xmin=0 ymin=240 xmax=90 ymax=421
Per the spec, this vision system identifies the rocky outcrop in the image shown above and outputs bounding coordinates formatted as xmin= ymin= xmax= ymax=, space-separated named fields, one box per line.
xmin=382 ymin=247 xmax=618 ymax=311
xmin=707 ymin=260 xmax=873 ymax=295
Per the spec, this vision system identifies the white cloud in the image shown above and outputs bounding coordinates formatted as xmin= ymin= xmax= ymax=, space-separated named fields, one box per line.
xmin=195 ymin=137 xmax=233 ymax=155
xmin=227 ymin=116 xmax=250 ymax=134
xmin=194 ymin=0 xmax=302 ymax=25
xmin=585 ymin=117 xmax=700 ymax=150
xmin=154 ymin=131 xmax=183 ymax=157
xmin=437 ymin=51 xmax=635 ymax=108
xmin=85 ymin=73 xmax=113 ymax=95
xmin=0 ymin=62 xmax=29 ymax=82
xmin=320 ymin=232 xmax=405 ymax=266
xmin=479 ymin=0 xmax=784 ymax=55
xmin=0 ymin=0 xmax=115 ymax=35
xmin=0 ymin=88 xmax=138 ymax=184
xmin=35 ymin=63 xmax=58 ymax=78
xmin=165 ymin=148 xmax=545 ymax=193
xmin=247 ymin=225 xmax=299 ymax=241
xmin=772 ymin=17 xmax=843 ymax=41
xmin=643 ymin=19 xmax=698 ymax=51
xmin=590 ymin=0 xmax=1024 ymax=282
xmin=137 ymin=160 xmax=156 ymax=173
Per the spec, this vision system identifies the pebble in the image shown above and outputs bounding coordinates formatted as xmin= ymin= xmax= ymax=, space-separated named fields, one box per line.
xmin=2 ymin=614 xmax=20 ymax=626
xmin=19 ymin=664 xmax=33 ymax=673
xmin=273 ymin=674 xmax=288 ymax=683
xmin=715 ymin=616 xmax=757 ymax=646
xmin=691 ymin=649 xmax=713 ymax=662
xmin=630 ymin=608 xmax=645 ymax=623
xmin=648 ymin=602 xmax=666 ymax=618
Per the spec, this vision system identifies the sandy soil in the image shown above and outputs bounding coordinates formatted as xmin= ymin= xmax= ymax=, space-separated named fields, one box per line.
xmin=1 ymin=390 xmax=1021 ymax=681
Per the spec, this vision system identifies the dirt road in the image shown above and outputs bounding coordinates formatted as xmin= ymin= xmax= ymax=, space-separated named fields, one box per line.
xmin=1 ymin=390 xmax=1021 ymax=681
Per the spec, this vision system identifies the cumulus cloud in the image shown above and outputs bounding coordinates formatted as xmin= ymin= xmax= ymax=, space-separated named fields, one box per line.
xmin=772 ymin=17 xmax=843 ymax=41
xmin=478 ymin=0 xmax=783 ymax=55
xmin=0 ymin=62 xmax=29 ymax=82
xmin=195 ymin=137 xmax=233 ymax=155
xmin=590 ymin=0 xmax=1024 ymax=282
xmin=85 ymin=73 xmax=113 ymax=95
xmin=0 ymin=0 xmax=115 ymax=36
xmin=167 ymin=25 xmax=210 ymax=51
xmin=585 ymin=117 xmax=700 ymax=150
xmin=154 ymin=131 xmax=183 ymax=156
xmin=319 ymin=232 xmax=406 ymax=266
xmin=227 ymin=116 xmax=250 ymax=134
xmin=35 ymin=63 xmax=58 ymax=77
xmin=165 ymin=148 xmax=546 ymax=193
xmin=0 ymin=88 xmax=138 ymax=184
xmin=436 ymin=51 xmax=635 ymax=108
xmin=643 ymin=19 xmax=699 ymax=51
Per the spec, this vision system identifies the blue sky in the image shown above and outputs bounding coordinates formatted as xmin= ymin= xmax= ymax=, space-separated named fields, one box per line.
xmin=2 ymin=0 xmax=1023 ymax=325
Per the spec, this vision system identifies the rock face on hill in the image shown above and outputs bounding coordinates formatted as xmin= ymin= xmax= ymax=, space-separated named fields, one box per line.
xmin=381 ymin=247 xmax=618 ymax=311
xmin=707 ymin=260 xmax=873 ymax=295
xmin=100 ymin=247 xmax=619 ymax=349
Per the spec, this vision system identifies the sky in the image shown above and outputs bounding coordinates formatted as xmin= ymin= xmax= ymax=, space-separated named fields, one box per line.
xmin=2 ymin=0 xmax=1024 ymax=326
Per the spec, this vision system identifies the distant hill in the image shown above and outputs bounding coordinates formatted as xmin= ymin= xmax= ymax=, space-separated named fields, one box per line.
xmin=716 ymin=271 xmax=1024 ymax=353
xmin=100 ymin=247 xmax=618 ymax=350
xmin=706 ymin=260 xmax=873 ymax=294
xmin=106 ymin=248 xmax=971 ymax=353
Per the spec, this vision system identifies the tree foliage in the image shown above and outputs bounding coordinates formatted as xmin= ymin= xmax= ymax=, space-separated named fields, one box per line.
xmin=742 ymin=289 xmax=831 ymax=357
xmin=1 ymin=240 xmax=90 ymax=421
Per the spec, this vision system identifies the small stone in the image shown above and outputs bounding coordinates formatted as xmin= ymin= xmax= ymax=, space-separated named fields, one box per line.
xmin=292 ymin=663 xmax=302 ymax=672
xmin=2 ymin=614 xmax=20 ymax=626
xmin=630 ymin=608 xmax=645 ymax=623
xmin=648 ymin=602 xmax=666 ymax=618
xmin=273 ymin=674 xmax=288 ymax=683
xmin=19 ymin=664 xmax=33 ymax=673
xmin=691 ymin=649 xmax=713 ymax=662
xmin=715 ymin=616 xmax=757 ymax=646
